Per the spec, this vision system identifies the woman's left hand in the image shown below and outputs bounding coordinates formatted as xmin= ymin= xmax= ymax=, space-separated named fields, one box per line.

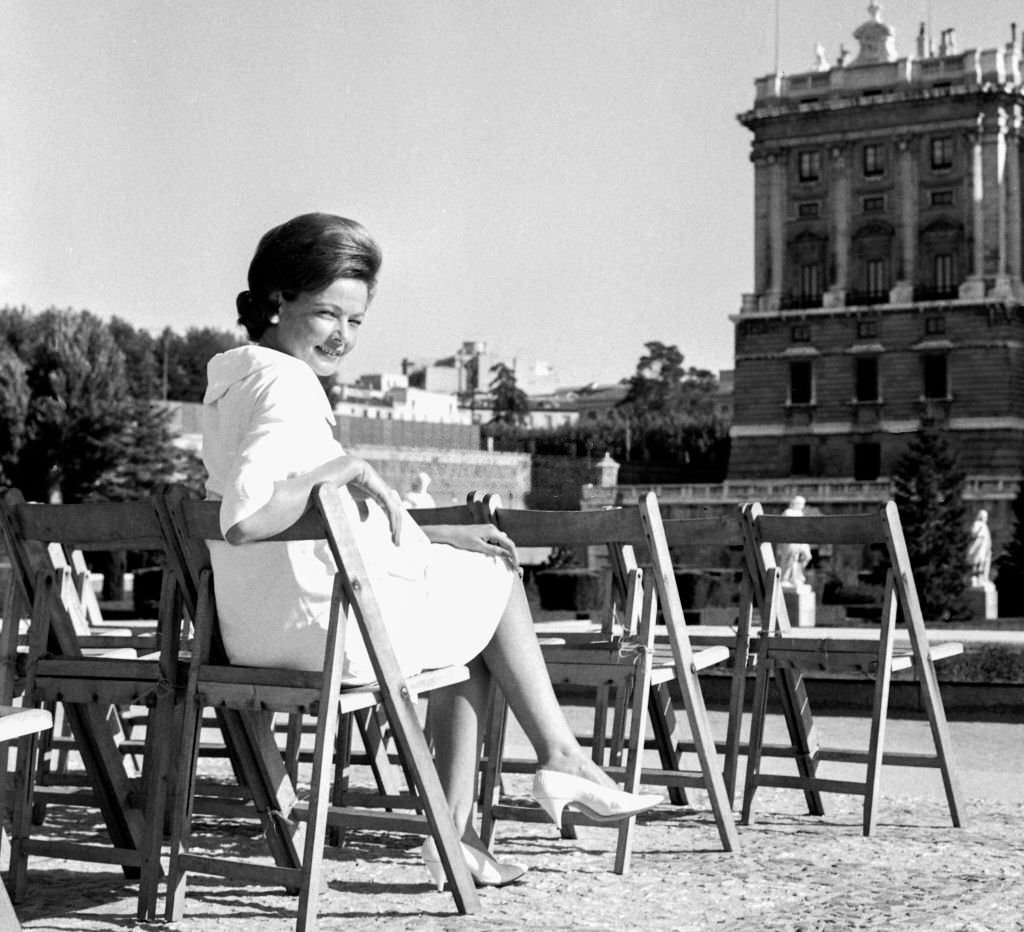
xmin=425 ymin=524 xmax=520 ymax=573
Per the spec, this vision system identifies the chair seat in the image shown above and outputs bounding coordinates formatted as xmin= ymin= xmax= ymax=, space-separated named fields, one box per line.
xmin=0 ymin=706 xmax=53 ymax=742
xmin=197 ymin=664 xmax=470 ymax=713
xmin=759 ymin=636 xmax=963 ymax=673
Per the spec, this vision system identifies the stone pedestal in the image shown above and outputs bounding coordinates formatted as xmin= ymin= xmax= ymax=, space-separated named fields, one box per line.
xmin=966 ymin=582 xmax=999 ymax=620
xmin=783 ymin=583 xmax=816 ymax=627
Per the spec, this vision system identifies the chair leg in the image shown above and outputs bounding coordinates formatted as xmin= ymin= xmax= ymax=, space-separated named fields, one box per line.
xmin=673 ymin=662 xmax=739 ymax=852
xmin=863 ymin=583 xmax=898 ymax=836
xmin=479 ymin=684 xmax=508 ymax=849
xmin=648 ymin=684 xmax=688 ymax=806
xmin=740 ymin=643 xmax=772 ymax=827
xmin=283 ymin=712 xmax=304 ymax=786
xmin=137 ymin=694 xmax=176 ymax=921
xmin=164 ymin=694 xmax=205 ymax=921
xmin=8 ymin=728 xmax=41 ymax=902
xmin=774 ymin=669 xmax=825 ymax=817
xmin=614 ymin=661 xmax=653 ymax=874
xmin=723 ymin=587 xmax=755 ymax=807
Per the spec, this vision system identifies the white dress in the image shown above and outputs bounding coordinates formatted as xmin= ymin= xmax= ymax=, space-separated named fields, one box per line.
xmin=202 ymin=345 xmax=513 ymax=684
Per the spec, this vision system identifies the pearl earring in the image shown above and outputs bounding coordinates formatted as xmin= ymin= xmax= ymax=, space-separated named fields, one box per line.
xmin=269 ymin=313 xmax=280 ymax=325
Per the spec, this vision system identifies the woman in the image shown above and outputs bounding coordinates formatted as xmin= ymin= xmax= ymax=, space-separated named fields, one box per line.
xmin=202 ymin=212 xmax=661 ymax=889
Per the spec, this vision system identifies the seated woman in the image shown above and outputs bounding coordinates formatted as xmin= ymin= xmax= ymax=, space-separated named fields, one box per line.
xmin=202 ymin=212 xmax=661 ymax=889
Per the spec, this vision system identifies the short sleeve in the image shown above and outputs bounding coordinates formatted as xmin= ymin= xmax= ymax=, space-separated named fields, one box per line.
xmin=217 ymin=365 xmax=339 ymax=535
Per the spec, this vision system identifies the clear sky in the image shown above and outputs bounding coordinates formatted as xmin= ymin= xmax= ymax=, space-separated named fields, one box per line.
xmin=2 ymin=1 xmax=1021 ymax=389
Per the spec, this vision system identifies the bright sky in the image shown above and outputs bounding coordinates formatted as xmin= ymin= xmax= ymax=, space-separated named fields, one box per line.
xmin=2 ymin=1 xmax=1021 ymax=389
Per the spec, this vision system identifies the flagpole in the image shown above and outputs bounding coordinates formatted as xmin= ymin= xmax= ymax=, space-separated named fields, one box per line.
xmin=774 ymin=0 xmax=780 ymax=74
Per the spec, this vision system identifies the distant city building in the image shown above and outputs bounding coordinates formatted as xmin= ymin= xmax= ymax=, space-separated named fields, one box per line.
xmin=730 ymin=5 xmax=1024 ymax=481
xmin=333 ymin=376 xmax=472 ymax=424
xmin=524 ymin=381 xmax=629 ymax=429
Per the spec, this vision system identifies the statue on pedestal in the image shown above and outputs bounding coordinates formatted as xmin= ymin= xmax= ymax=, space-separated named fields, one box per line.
xmin=967 ymin=508 xmax=992 ymax=588
xmin=779 ymin=495 xmax=813 ymax=589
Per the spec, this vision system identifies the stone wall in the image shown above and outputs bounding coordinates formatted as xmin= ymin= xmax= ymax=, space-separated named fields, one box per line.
xmin=347 ymin=443 xmax=532 ymax=508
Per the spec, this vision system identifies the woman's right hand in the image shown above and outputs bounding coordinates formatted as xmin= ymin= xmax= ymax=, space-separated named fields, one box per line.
xmin=341 ymin=456 xmax=404 ymax=545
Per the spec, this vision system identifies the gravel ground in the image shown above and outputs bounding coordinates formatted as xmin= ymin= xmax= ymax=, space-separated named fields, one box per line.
xmin=9 ymin=767 xmax=1024 ymax=931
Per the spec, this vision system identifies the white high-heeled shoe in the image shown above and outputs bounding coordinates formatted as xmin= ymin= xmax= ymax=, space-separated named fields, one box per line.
xmin=420 ymin=836 xmax=528 ymax=891
xmin=532 ymin=769 xmax=663 ymax=826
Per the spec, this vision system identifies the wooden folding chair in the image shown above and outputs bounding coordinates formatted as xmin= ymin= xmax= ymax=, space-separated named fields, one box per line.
xmin=0 ymin=706 xmax=53 ymax=932
xmin=159 ymin=483 xmax=481 ymax=930
xmin=479 ymin=491 xmax=738 ymax=872
xmin=0 ymin=489 xmax=184 ymax=920
xmin=740 ymin=500 xmax=966 ymax=834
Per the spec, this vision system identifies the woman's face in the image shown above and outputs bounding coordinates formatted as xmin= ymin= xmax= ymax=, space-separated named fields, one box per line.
xmin=262 ymin=277 xmax=369 ymax=377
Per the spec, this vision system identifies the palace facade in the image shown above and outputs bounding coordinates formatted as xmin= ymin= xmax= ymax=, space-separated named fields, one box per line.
xmin=729 ymin=5 xmax=1024 ymax=482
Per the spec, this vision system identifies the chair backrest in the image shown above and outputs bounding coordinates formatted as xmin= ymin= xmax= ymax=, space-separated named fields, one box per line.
xmin=158 ymin=483 xmax=434 ymax=692
xmin=743 ymin=500 xmax=921 ymax=635
xmin=0 ymin=489 xmax=173 ymax=658
xmin=486 ymin=498 xmax=648 ymax=636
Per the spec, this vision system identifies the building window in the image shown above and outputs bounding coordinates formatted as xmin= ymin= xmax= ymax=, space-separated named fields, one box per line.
xmin=790 ymin=444 xmax=811 ymax=475
xmin=863 ymin=144 xmax=884 ymax=177
xmin=797 ymin=201 xmax=821 ymax=218
xmin=791 ymin=324 xmax=811 ymax=343
xmin=866 ymin=258 xmax=888 ymax=297
xmin=931 ymin=136 xmax=953 ymax=170
xmin=789 ymin=360 xmax=813 ymax=405
xmin=863 ymin=195 xmax=885 ymax=213
xmin=925 ymin=315 xmax=946 ymax=335
xmin=854 ymin=443 xmax=881 ymax=481
xmin=931 ymin=189 xmax=954 ymax=207
xmin=799 ymin=264 xmax=822 ymax=301
xmin=857 ymin=319 xmax=879 ymax=339
xmin=934 ymin=255 xmax=956 ymax=293
xmin=798 ymin=150 xmax=821 ymax=182
xmin=855 ymin=357 xmax=879 ymax=402
xmin=922 ymin=354 xmax=948 ymax=399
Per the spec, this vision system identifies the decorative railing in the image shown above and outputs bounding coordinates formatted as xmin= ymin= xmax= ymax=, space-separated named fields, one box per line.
xmin=582 ymin=475 xmax=1021 ymax=509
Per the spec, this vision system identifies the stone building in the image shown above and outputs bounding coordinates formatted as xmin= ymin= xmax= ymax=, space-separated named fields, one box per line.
xmin=729 ymin=4 xmax=1024 ymax=483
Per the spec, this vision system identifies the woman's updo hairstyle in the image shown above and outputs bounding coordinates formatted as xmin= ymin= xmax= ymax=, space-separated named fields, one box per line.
xmin=237 ymin=212 xmax=382 ymax=341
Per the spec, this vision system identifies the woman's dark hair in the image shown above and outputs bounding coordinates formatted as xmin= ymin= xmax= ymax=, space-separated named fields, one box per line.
xmin=237 ymin=212 xmax=382 ymax=340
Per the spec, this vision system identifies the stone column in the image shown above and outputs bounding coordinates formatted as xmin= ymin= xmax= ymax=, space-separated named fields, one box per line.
xmin=989 ymin=109 xmax=1012 ymax=295
xmin=960 ymin=120 xmax=987 ymax=298
xmin=1003 ymin=113 xmax=1022 ymax=293
xmin=891 ymin=135 xmax=917 ymax=302
xmin=767 ymin=151 xmax=786 ymax=309
xmin=752 ymin=150 xmax=772 ymax=297
xmin=825 ymin=144 xmax=849 ymax=307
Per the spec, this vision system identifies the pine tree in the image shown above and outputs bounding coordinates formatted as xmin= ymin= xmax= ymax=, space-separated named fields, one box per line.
xmin=489 ymin=362 xmax=530 ymax=426
xmin=891 ymin=428 xmax=970 ymax=621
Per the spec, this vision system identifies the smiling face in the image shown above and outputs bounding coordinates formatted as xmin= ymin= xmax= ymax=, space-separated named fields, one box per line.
xmin=260 ymin=277 xmax=370 ymax=377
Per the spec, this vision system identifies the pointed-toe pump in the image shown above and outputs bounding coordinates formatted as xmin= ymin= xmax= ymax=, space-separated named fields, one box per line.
xmin=420 ymin=836 xmax=528 ymax=891
xmin=532 ymin=769 xmax=663 ymax=826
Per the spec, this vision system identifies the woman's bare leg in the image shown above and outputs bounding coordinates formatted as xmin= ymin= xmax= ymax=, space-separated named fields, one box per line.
xmin=429 ymin=574 xmax=615 ymax=855
xmin=429 ymin=657 xmax=491 ymax=839
xmin=479 ymin=576 xmax=616 ymax=788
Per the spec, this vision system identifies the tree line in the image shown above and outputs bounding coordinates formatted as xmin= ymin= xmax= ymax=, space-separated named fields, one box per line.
xmin=485 ymin=340 xmax=731 ymax=483
xmin=0 ymin=305 xmax=238 ymax=504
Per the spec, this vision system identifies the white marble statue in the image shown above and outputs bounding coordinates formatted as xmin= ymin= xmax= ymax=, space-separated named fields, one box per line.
xmin=401 ymin=471 xmax=436 ymax=509
xmin=779 ymin=495 xmax=813 ymax=589
xmin=967 ymin=508 xmax=992 ymax=587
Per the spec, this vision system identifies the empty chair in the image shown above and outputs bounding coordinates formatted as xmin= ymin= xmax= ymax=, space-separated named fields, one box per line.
xmin=479 ymin=491 xmax=739 ymax=871
xmin=740 ymin=500 xmax=966 ymax=833
xmin=0 ymin=489 xmax=184 ymax=920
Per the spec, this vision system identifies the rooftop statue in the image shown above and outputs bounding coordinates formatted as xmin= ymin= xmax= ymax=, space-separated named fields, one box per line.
xmin=852 ymin=2 xmax=897 ymax=65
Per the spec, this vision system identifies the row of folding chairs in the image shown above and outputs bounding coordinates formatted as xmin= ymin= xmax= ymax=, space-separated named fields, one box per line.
xmin=456 ymin=493 xmax=965 ymax=870
xmin=0 ymin=485 xmax=966 ymax=930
